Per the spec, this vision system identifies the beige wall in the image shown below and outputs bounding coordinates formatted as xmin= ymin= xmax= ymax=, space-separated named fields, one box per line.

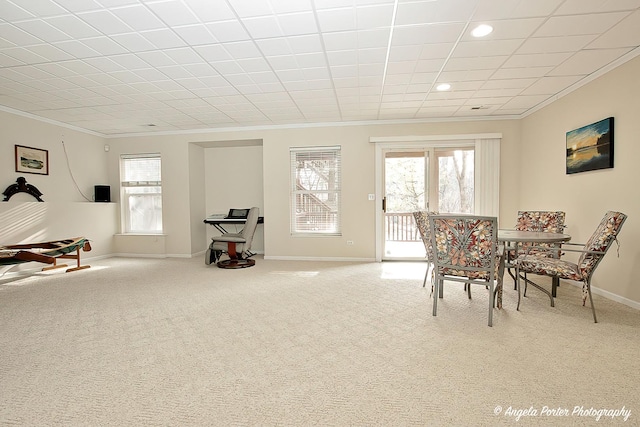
xmin=519 ymin=55 xmax=640 ymax=306
xmin=0 ymin=111 xmax=114 ymax=266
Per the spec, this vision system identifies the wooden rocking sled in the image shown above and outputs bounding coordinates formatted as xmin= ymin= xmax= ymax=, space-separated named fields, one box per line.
xmin=0 ymin=237 xmax=91 ymax=272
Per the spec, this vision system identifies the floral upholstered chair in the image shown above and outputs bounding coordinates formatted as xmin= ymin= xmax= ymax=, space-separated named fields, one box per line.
xmin=414 ymin=211 xmax=472 ymax=297
xmin=429 ymin=214 xmax=502 ymax=327
xmin=515 ymin=211 xmax=627 ymax=323
xmin=413 ymin=210 xmax=438 ymax=288
xmin=506 ymin=211 xmax=566 ymax=289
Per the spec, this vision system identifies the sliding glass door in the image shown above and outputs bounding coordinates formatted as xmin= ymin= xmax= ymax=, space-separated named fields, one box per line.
xmin=382 ymin=147 xmax=474 ymax=260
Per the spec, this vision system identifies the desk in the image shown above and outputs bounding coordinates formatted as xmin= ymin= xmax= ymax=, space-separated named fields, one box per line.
xmin=498 ymin=229 xmax=571 ymax=307
xmin=204 ymin=215 xmax=264 ymax=233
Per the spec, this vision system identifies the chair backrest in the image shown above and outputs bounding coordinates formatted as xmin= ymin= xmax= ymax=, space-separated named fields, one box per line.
xmin=241 ymin=207 xmax=260 ymax=253
xmin=413 ymin=210 xmax=438 ymax=262
xmin=429 ymin=214 xmax=498 ymax=281
xmin=515 ymin=210 xmax=566 ymax=233
xmin=578 ymin=211 xmax=627 ymax=278
xmin=515 ymin=210 xmax=566 ymax=257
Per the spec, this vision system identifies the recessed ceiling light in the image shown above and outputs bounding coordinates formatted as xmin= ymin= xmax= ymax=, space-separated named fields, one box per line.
xmin=436 ymin=83 xmax=451 ymax=91
xmin=471 ymin=24 xmax=493 ymax=38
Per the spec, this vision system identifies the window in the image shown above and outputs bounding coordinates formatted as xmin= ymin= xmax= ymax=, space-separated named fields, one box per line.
xmin=290 ymin=146 xmax=341 ymax=236
xmin=120 ymin=154 xmax=162 ymax=234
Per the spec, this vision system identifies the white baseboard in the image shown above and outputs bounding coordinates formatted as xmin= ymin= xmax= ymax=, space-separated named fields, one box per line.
xmin=561 ymin=279 xmax=640 ymax=310
xmin=264 ymin=255 xmax=376 ymax=262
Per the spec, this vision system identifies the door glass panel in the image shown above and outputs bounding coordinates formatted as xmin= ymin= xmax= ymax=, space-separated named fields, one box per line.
xmin=436 ymin=149 xmax=474 ymax=214
xmin=383 ymin=151 xmax=427 ymax=259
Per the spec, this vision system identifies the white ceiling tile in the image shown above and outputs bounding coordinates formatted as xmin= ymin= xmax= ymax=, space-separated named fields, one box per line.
xmin=157 ymin=64 xmax=194 ymax=79
xmin=316 ymin=7 xmax=357 ymax=32
xmin=255 ymin=37 xmax=292 ymax=55
xmin=277 ymin=12 xmax=318 ymax=36
xmin=535 ymin=12 xmax=629 ymax=37
xmin=268 ymin=0 xmax=313 ymax=14
xmin=11 ymin=0 xmax=67 ymax=17
xmin=242 ymin=15 xmax=284 ymax=39
xmin=0 ymin=23 xmax=44 ymax=46
xmin=146 ymin=0 xmax=200 ymax=26
xmin=227 ymin=0 xmax=273 ymax=18
xmin=54 ymin=0 xmax=103 ymax=13
xmin=205 ymin=20 xmax=250 ymax=42
xmin=0 ymin=0 xmax=35 ymax=20
xmin=388 ymin=45 xmax=422 ymax=62
xmin=172 ymin=24 xmax=218 ymax=46
xmin=481 ymin=78 xmax=537 ymax=90
xmin=392 ymin=23 xmax=465 ymax=46
xmin=327 ymin=50 xmax=358 ymax=66
xmin=295 ymin=52 xmax=327 ymax=68
xmin=268 ymin=55 xmax=300 ymax=70
xmin=322 ymin=31 xmax=358 ymax=51
xmin=445 ymin=56 xmax=508 ymax=71
xmin=223 ymin=40 xmax=262 ymax=59
xmin=500 ymin=94 xmax=550 ymax=109
xmin=503 ymin=52 xmax=572 ymax=68
xmin=26 ymin=44 xmax=74 ymax=62
xmin=519 ymin=75 xmax=583 ymax=95
xmin=237 ymin=57 xmax=271 ymax=72
xmin=548 ymin=47 xmax=633 ymax=76
xmin=556 ymin=0 xmax=640 ymax=14
xmin=491 ymin=66 xmax=554 ymax=79
xmin=14 ymin=20 xmax=71 ymax=43
xmin=395 ymin=0 xmax=476 ymax=25
xmin=111 ymin=5 xmax=167 ymax=31
xmin=287 ymin=34 xmax=323 ymax=54
xmin=1 ymin=47 xmax=49 ymax=64
xmin=81 ymin=36 xmax=129 ymax=55
xmin=110 ymin=53 xmax=154 ymax=69
xmin=517 ymin=35 xmax=597 ymax=54
xmin=83 ymin=56 xmax=125 ymax=72
xmin=78 ymin=10 xmax=132 ymax=35
xmin=193 ymin=44 xmax=232 ymax=62
xmin=111 ymin=32 xmax=156 ymax=52
xmin=137 ymin=50 xmax=177 ymax=67
xmin=357 ymin=28 xmax=390 ymax=48
xmin=141 ymin=28 xmax=188 ymax=49
xmin=45 ymin=15 xmax=103 ymax=39
xmin=162 ymin=47 xmax=205 ymax=64
xmin=473 ymin=0 xmax=564 ymax=20
xmin=453 ymin=39 xmax=523 ymax=58
xmin=209 ymin=60 xmax=244 ymax=74
xmin=588 ymin=9 xmax=640 ymax=49
xmin=356 ymin=4 xmax=395 ymax=29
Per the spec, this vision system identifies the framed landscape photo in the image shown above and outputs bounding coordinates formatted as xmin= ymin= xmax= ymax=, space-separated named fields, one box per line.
xmin=15 ymin=145 xmax=49 ymax=175
xmin=566 ymin=117 xmax=614 ymax=174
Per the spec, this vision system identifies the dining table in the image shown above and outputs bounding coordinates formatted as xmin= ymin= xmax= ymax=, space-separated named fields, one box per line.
xmin=495 ymin=229 xmax=571 ymax=308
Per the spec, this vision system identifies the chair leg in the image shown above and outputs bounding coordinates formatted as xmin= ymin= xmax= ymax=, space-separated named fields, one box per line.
xmin=585 ymin=279 xmax=598 ymax=323
xmin=466 ymin=282 xmax=472 ymax=299
xmin=422 ymin=267 xmax=428 ymax=287
xmin=432 ymin=279 xmax=439 ymax=316
xmin=487 ymin=283 xmax=493 ymax=327
xmin=516 ymin=266 xmax=521 ymax=311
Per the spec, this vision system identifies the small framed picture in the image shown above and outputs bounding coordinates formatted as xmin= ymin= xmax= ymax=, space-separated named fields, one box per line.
xmin=15 ymin=145 xmax=49 ymax=175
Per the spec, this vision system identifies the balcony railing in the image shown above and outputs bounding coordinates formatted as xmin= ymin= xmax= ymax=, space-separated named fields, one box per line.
xmin=385 ymin=212 xmax=421 ymax=242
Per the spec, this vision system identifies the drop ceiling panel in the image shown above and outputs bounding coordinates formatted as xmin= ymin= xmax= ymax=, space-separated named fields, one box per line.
xmin=0 ymin=0 xmax=638 ymax=135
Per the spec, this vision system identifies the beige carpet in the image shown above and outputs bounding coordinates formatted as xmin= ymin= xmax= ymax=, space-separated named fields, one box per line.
xmin=1 ymin=257 xmax=638 ymax=426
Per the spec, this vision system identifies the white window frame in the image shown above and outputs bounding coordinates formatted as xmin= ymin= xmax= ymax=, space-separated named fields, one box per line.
xmin=290 ymin=146 xmax=342 ymax=236
xmin=120 ymin=153 xmax=163 ymax=234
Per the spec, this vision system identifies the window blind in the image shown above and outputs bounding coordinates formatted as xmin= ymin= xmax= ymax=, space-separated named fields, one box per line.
xmin=290 ymin=146 xmax=341 ymax=236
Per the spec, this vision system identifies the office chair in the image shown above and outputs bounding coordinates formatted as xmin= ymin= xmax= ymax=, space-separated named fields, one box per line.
xmin=206 ymin=206 xmax=259 ymax=269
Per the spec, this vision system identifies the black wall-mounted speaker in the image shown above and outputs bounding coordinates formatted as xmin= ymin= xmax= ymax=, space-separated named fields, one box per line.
xmin=94 ymin=185 xmax=111 ymax=203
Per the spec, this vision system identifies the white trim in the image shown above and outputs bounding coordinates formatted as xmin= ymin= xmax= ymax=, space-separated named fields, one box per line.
xmin=264 ymin=255 xmax=376 ymax=262
xmin=370 ymin=133 xmax=502 ymax=143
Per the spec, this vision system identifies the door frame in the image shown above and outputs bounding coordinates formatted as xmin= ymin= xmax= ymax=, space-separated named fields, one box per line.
xmin=372 ymin=133 xmax=502 ymax=262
